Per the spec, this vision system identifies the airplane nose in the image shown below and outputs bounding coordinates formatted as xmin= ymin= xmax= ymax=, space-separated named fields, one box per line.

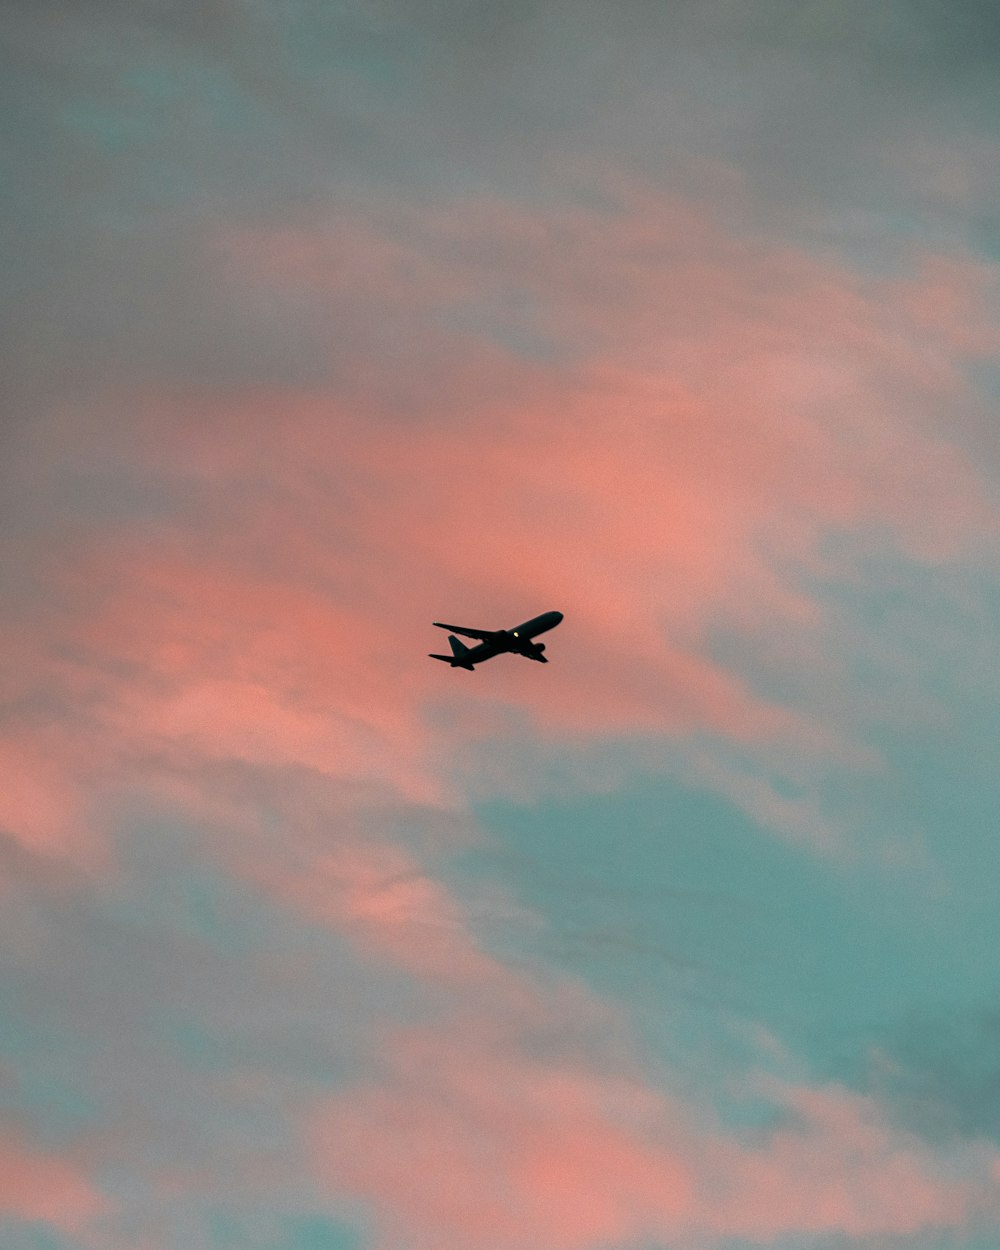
xmin=553 ymin=611 xmax=564 ymax=623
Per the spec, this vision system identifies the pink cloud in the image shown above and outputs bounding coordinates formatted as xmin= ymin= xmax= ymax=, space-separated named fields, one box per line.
xmin=312 ymin=1025 xmax=999 ymax=1250
xmin=0 ymin=738 xmax=85 ymax=859
xmin=0 ymin=1122 xmax=109 ymax=1233
xmin=2 ymin=177 xmax=996 ymax=895
xmin=246 ymin=833 xmax=519 ymax=988
xmin=312 ymin=1019 xmax=695 ymax=1250
xmin=893 ymin=252 xmax=1000 ymax=359
xmin=705 ymin=1079 xmax=988 ymax=1241
xmin=5 ymin=186 xmax=997 ymax=878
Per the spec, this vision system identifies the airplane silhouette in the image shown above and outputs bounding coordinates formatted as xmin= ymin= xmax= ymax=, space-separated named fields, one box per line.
xmin=429 ymin=610 xmax=563 ymax=670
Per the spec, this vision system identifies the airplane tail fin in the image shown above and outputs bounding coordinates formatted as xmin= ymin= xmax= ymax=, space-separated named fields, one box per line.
xmin=428 ymin=636 xmax=475 ymax=671
xmin=448 ymin=635 xmax=471 ymax=659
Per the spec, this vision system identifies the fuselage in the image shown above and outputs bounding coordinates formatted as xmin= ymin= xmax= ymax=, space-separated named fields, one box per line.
xmin=511 ymin=610 xmax=564 ymax=639
xmin=463 ymin=610 xmax=563 ymax=666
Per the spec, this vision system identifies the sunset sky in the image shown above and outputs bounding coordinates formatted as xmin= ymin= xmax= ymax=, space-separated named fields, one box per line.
xmin=3 ymin=3 xmax=1000 ymax=1249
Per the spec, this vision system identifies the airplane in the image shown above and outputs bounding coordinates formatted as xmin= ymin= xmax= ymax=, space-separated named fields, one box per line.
xmin=429 ymin=610 xmax=563 ymax=670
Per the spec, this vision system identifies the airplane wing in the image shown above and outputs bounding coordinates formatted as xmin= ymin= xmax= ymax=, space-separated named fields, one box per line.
xmin=432 ymin=622 xmax=501 ymax=642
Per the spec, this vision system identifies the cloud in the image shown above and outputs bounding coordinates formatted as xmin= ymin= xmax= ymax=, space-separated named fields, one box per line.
xmin=3 ymin=177 xmax=998 ymax=881
xmin=4 ymin=8 xmax=1000 ymax=1247
xmin=0 ymin=1121 xmax=109 ymax=1233
xmin=851 ymin=1006 xmax=1000 ymax=1144
xmin=313 ymin=1019 xmax=1000 ymax=1250
xmin=0 ymin=738 xmax=90 ymax=860
xmin=107 ymin=190 xmax=1000 ymax=820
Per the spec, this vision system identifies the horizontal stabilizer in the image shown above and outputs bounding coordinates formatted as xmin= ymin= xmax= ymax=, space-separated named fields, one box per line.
xmin=428 ymin=652 xmax=475 ymax=671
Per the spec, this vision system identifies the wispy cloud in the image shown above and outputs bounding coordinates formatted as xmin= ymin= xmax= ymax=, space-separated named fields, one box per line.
xmin=0 ymin=1122 xmax=109 ymax=1233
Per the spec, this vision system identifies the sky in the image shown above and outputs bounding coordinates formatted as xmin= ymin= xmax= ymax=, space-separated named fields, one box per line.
xmin=2 ymin=2 xmax=1000 ymax=1248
